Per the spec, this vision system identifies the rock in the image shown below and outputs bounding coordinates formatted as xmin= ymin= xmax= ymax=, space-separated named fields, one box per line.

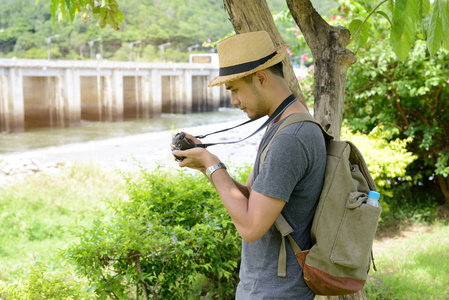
xmin=0 ymin=157 xmax=65 ymax=188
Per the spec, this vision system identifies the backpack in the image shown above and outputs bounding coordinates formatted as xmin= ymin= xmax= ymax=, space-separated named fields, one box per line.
xmin=259 ymin=112 xmax=381 ymax=296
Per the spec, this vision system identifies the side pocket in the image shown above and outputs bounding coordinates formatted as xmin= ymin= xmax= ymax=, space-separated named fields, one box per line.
xmin=330 ymin=198 xmax=381 ymax=269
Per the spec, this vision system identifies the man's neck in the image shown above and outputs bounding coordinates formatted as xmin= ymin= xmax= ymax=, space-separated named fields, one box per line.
xmin=269 ymin=93 xmax=309 ymax=126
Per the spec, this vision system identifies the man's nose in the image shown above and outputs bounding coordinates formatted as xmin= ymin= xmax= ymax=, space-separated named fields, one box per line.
xmin=230 ymin=94 xmax=240 ymax=106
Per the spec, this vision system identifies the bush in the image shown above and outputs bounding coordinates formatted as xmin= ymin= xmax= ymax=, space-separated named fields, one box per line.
xmin=62 ymin=167 xmax=249 ymax=299
xmin=60 ymin=131 xmax=418 ymax=298
xmin=345 ymin=40 xmax=449 ymax=204
xmin=342 ymin=126 xmax=418 ymax=224
xmin=0 ymin=263 xmax=92 ymax=299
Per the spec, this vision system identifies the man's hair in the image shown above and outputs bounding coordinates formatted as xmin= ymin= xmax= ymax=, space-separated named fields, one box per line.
xmin=242 ymin=61 xmax=284 ymax=84
xmin=266 ymin=61 xmax=284 ymax=78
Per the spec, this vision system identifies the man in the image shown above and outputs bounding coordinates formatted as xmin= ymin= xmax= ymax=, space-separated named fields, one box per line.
xmin=172 ymin=31 xmax=326 ymax=299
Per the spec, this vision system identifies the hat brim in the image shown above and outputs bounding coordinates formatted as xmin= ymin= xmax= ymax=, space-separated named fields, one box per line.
xmin=208 ymin=44 xmax=289 ymax=87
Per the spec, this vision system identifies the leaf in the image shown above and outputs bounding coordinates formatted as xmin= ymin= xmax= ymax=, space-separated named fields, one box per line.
xmin=376 ymin=10 xmax=392 ymax=26
xmin=68 ymin=0 xmax=76 ymax=21
xmin=349 ymin=19 xmax=363 ymax=37
xmin=50 ymin=0 xmax=58 ymax=28
xmin=419 ymin=0 xmax=431 ymax=17
xmin=427 ymin=0 xmax=444 ymax=55
xmin=441 ymin=0 xmax=449 ymax=47
xmin=445 ymin=28 xmax=449 ymax=50
xmin=59 ymin=0 xmax=66 ymax=20
xmin=349 ymin=19 xmax=370 ymax=50
xmin=391 ymin=0 xmax=420 ymax=60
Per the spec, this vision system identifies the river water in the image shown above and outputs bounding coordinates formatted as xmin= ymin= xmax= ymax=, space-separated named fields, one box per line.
xmin=0 ymin=108 xmax=248 ymax=154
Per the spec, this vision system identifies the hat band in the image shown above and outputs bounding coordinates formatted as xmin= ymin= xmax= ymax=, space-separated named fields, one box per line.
xmin=219 ymin=51 xmax=277 ymax=76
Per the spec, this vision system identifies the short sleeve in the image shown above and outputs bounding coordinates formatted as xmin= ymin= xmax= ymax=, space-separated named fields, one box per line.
xmin=252 ymin=132 xmax=310 ymax=202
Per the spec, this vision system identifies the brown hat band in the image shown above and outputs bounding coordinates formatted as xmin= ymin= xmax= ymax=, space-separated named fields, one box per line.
xmin=219 ymin=51 xmax=277 ymax=76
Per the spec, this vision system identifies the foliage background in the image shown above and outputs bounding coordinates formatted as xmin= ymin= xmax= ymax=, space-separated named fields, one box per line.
xmin=0 ymin=0 xmax=336 ymax=62
xmin=291 ymin=0 xmax=449 ymax=205
xmin=0 ymin=127 xmax=421 ymax=299
xmin=1 ymin=0 xmax=449 ymax=298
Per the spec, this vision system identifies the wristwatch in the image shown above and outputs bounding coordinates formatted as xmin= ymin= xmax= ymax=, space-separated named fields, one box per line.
xmin=206 ymin=162 xmax=227 ymax=179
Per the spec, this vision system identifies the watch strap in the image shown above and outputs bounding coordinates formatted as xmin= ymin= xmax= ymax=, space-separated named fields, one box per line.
xmin=206 ymin=162 xmax=227 ymax=179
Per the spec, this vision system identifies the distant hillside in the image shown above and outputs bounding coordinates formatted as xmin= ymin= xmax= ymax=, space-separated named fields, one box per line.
xmin=0 ymin=0 xmax=338 ymax=62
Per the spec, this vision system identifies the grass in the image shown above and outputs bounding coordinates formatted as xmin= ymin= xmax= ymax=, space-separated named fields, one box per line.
xmin=1 ymin=162 xmax=449 ymax=299
xmin=0 ymin=162 xmax=126 ymax=282
xmin=367 ymin=223 xmax=449 ymax=299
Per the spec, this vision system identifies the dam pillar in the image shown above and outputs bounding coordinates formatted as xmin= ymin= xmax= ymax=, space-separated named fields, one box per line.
xmin=0 ymin=68 xmax=25 ymax=132
xmin=140 ymin=74 xmax=151 ymax=119
xmin=208 ymin=69 xmax=220 ymax=111
xmin=106 ymin=69 xmax=124 ymax=122
xmin=62 ymin=68 xmax=81 ymax=127
xmin=182 ymin=69 xmax=192 ymax=114
xmin=150 ymin=69 xmax=162 ymax=118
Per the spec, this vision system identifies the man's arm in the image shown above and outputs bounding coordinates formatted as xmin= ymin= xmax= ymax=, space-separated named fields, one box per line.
xmin=209 ymin=167 xmax=285 ymax=243
xmin=219 ymin=169 xmax=253 ymax=200
xmin=173 ymin=146 xmax=284 ymax=243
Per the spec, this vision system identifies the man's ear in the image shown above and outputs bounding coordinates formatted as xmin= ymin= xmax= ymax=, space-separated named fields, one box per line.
xmin=253 ymin=70 xmax=268 ymax=86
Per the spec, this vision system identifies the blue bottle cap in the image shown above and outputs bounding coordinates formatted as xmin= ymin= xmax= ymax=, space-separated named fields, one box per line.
xmin=368 ymin=191 xmax=380 ymax=200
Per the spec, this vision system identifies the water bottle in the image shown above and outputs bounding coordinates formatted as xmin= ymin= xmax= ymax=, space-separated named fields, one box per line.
xmin=366 ymin=191 xmax=381 ymax=210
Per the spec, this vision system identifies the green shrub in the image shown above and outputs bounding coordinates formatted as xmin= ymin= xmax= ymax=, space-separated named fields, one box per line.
xmin=342 ymin=126 xmax=417 ymax=190
xmin=342 ymin=126 xmax=418 ymax=224
xmin=0 ymin=263 xmax=92 ymax=299
xmin=62 ymin=167 xmax=249 ymax=299
xmin=345 ymin=39 xmax=449 ymax=204
xmin=60 ymin=131 xmax=418 ymax=298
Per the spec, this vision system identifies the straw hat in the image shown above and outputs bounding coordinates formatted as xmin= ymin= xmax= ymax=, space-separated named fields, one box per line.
xmin=208 ymin=31 xmax=289 ymax=87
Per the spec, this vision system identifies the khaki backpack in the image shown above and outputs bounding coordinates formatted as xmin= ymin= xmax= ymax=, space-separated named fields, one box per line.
xmin=259 ymin=112 xmax=381 ymax=296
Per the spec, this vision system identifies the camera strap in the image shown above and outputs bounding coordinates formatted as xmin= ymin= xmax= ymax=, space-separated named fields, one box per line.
xmin=193 ymin=93 xmax=297 ymax=148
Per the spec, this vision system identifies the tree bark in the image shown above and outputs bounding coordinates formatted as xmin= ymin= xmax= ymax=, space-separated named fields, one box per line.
xmin=286 ymin=0 xmax=357 ymax=139
xmin=437 ymin=175 xmax=449 ymax=201
xmin=223 ymin=0 xmax=306 ymax=107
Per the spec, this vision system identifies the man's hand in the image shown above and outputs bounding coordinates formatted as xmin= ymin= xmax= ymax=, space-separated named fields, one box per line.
xmin=172 ymin=132 xmax=220 ymax=172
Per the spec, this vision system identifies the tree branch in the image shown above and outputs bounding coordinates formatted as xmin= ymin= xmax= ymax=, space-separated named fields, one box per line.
xmin=134 ymin=255 xmax=149 ymax=300
xmin=392 ymin=89 xmax=409 ymax=128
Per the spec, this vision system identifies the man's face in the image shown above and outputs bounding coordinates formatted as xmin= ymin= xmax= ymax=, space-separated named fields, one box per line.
xmin=225 ymin=76 xmax=266 ymax=120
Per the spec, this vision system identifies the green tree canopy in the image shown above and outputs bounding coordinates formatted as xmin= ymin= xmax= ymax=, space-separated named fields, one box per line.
xmin=44 ymin=0 xmax=449 ymax=60
xmin=0 ymin=0 xmax=235 ymax=61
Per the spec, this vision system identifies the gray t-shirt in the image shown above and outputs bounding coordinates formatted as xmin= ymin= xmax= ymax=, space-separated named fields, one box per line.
xmin=236 ymin=118 xmax=326 ymax=300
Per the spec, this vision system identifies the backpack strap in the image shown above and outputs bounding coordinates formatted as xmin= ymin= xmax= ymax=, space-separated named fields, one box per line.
xmin=274 ymin=214 xmax=301 ymax=277
xmin=347 ymin=140 xmax=377 ymax=191
xmin=259 ymin=112 xmax=332 ymax=172
xmin=258 ymin=112 xmax=333 ymax=277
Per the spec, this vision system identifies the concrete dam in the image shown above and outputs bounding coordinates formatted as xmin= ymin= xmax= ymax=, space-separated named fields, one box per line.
xmin=0 ymin=58 xmax=230 ymax=133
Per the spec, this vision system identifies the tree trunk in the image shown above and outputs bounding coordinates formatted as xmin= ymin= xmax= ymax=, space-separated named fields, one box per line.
xmin=223 ymin=0 xmax=367 ymax=299
xmin=223 ymin=0 xmax=306 ymax=107
xmin=286 ymin=1 xmax=364 ymax=299
xmin=286 ymin=0 xmax=357 ymax=139
xmin=437 ymin=175 xmax=449 ymax=202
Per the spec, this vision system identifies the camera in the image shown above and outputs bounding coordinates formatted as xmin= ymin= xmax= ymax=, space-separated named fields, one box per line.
xmin=171 ymin=132 xmax=196 ymax=161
